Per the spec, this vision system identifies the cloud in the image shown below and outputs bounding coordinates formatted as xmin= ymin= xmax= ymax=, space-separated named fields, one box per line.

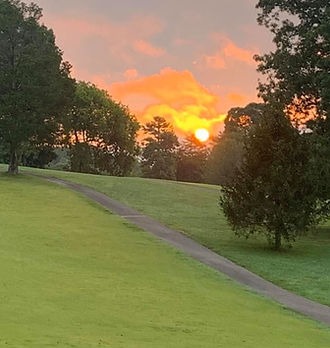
xmin=204 ymin=55 xmax=226 ymax=70
xmin=202 ymin=35 xmax=259 ymax=70
xmin=133 ymin=40 xmax=165 ymax=57
xmin=110 ymin=68 xmax=226 ymax=137
xmin=223 ymin=41 xmax=257 ymax=65
xmin=43 ymin=13 xmax=166 ymax=68
xmin=39 ymin=9 xmax=261 ymax=138
xmin=49 ymin=13 xmax=164 ymax=40
xmin=124 ymin=69 xmax=139 ymax=80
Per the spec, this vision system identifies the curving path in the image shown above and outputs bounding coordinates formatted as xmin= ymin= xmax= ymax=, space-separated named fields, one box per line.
xmin=46 ymin=176 xmax=330 ymax=326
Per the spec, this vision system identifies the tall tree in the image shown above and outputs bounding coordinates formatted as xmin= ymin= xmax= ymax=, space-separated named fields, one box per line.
xmin=141 ymin=116 xmax=178 ymax=180
xmin=220 ymin=107 xmax=322 ymax=250
xmin=255 ymin=0 xmax=330 ymax=214
xmin=220 ymin=1 xmax=330 ymax=250
xmin=0 ymin=0 xmax=74 ymax=173
xmin=63 ymin=81 xmax=139 ymax=176
xmin=255 ymin=0 xmax=330 ymax=123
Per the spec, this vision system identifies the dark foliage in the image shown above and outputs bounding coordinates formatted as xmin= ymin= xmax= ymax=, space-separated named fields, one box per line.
xmin=220 ymin=107 xmax=324 ymax=250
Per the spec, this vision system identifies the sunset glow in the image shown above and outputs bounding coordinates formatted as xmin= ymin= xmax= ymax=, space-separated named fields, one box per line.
xmin=195 ymin=128 xmax=210 ymax=142
xmin=111 ymin=68 xmax=228 ymax=137
xmin=35 ymin=0 xmax=265 ymax=137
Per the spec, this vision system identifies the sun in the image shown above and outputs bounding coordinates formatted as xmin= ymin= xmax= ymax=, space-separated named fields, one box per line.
xmin=195 ymin=128 xmax=210 ymax=142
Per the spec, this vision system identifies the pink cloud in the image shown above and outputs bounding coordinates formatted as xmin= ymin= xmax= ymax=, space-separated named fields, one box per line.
xmin=124 ymin=68 xmax=139 ymax=80
xmin=202 ymin=35 xmax=259 ymax=70
xmin=204 ymin=55 xmax=226 ymax=70
xmin=133 ymin=40 xmax=165 ymax=57
xmin=172 ymin=38 xmax=193 ymax=47
xmin=41 ymin=13 xmax=166 ymax=67
xmin=47 ymin=13 xmax=164 ymax=40
xmin=224 ymin=41 xmax=257 ymax=65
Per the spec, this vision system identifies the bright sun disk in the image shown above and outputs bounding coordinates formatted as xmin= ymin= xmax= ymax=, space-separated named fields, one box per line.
xmin=195 ymin=128 xmax=210 ymax=142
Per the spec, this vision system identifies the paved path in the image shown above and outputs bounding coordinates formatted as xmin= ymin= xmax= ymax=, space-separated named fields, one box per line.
xmin=46 ymin=176 xmax=330 ymax=326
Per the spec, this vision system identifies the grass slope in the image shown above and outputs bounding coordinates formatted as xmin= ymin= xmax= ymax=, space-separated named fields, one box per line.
xmin=0 ymin=174 xmax=329 ymax=347
xmin=19 ymin=167 xmax=330 ymax=306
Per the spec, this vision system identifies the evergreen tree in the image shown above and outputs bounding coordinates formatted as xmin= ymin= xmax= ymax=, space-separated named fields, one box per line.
xmin=141 ymin=116 xmax=178 ymax=180
xmin=220 ymin=107 xmax=323 ymax=250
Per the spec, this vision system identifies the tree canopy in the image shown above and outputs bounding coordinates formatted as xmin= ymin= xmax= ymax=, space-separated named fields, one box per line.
xmin=255 ymin=0 xmax=330 ymax=124
xmin=0 ymin=0 xmax=74 ymax=173
xmin=256 ymin=0 xmax=330 ymax=211
xmin=220 ymin=107 xmax=323 ymax=250
xmin=63 ymin=81 xmax=139 ymax=176
xmin=219 ymin=1 xmax=330 ymax=249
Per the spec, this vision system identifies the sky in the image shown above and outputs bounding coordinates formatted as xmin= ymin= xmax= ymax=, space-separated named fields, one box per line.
xmin=34 ymin=0 xmax=273 ymax=137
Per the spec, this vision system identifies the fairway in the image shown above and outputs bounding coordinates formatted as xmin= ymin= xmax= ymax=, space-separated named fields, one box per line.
xmin=22 ymin=167 xmax=330 ymax=306
xmin=0 ymin=174 xmax=329 ymax=347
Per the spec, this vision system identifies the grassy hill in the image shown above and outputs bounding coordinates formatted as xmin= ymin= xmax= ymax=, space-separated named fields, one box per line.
xmin=18 ymin=166 xmax=330 ymax=307
xmin=0 ymin=173 xmax=329 ymax=347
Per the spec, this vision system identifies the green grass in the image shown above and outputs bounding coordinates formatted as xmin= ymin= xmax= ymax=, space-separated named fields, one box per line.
xmin=17 ymin=166 xmax=330 ymax=306
xmin=0 ymin=174 xmax=330 ymax=347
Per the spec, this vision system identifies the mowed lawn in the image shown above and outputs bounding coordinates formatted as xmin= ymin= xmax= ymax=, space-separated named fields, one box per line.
xmin=0 ymin=174 xmax=329 ymax=347
xmin=21 ymin=167 xmax=330 ymax=306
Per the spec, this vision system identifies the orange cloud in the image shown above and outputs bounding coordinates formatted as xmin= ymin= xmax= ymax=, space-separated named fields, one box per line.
xmin=42 ymin=13 xmax=259 ymax=138
xmin=111 ymin=68 xmax=226 ymax=137
xmin=227 ymin=93 xmax=249 ymax=106
xmin=203 ymin=36 xmax=258 ymax=70
xmin=133 ymin=40 xmax=165 ymax=57
xmin=224 ymin=41 xmax=257 ymax=65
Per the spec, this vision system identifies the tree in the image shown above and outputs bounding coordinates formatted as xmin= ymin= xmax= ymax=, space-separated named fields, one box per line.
xmin=205 ymin=103 xmax=264 ymax=185
xmin=63 ymin=81 xmax=139 ymax=176
xmin=176 ymin=135 xmax=209 ymax=183
xmin=20 ymin=144 xmax=56 ymax=169
xmin=205 ymin=131 xmax=243 ymax=185
xmin=224 ymin=103 xmax=265 ymax=133
xmin=141 ymin=116 xmax=178 ymax=180
xmin=0 ymin=0 xmax=74 ymax=173
xmin=255 ymin=0 xmax=330 ymax=218
xmin=255 ymin=0 xmax=330 ymax=123
xmin=220 ymin=107 xmax=323 ymax=250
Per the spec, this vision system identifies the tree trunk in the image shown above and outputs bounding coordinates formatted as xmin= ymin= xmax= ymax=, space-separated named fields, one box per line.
xmin=7 ymin=149 xmax=19 ymax=174
xmin=274 ymin=231 xmax=282 ymax=251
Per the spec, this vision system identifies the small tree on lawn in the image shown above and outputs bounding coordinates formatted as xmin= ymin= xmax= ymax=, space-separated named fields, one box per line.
xmin=220 ymin=106 xmax=323 ymax=250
